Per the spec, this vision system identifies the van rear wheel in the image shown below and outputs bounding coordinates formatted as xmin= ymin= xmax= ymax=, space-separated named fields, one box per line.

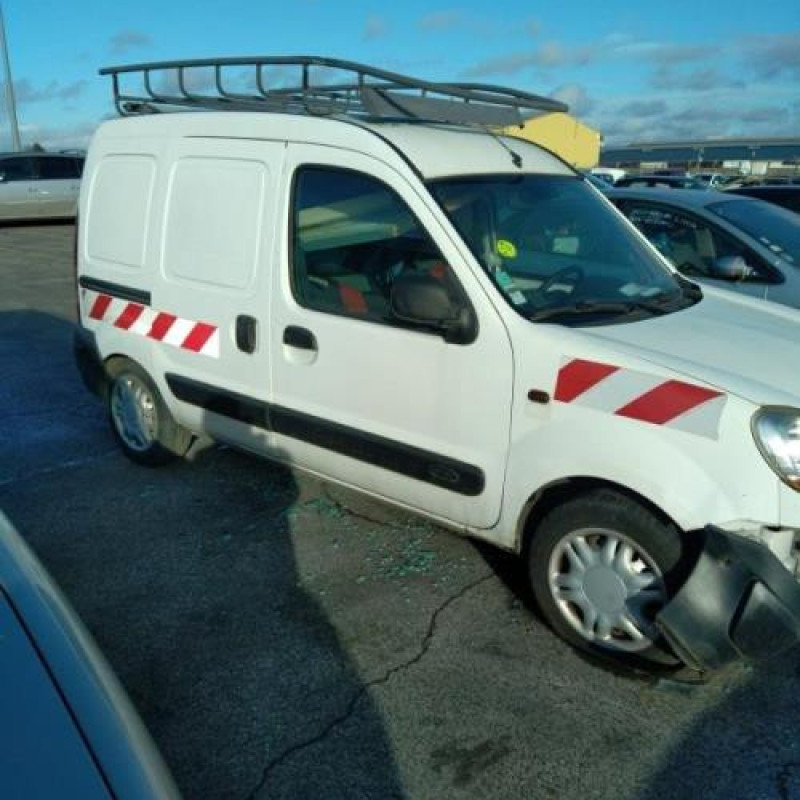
xmin=528 ymin=489 xmax=687 ymax=670
xmin=106 ymin=359 xmax=191 ymax=466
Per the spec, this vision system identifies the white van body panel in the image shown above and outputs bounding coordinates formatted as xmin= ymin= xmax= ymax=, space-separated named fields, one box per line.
xmin=494 ymin=315 xmax=782 ymax=550
xmin=78 ymin=111 xmax=800 ymax=559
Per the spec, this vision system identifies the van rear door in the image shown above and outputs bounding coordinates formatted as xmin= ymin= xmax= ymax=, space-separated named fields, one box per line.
xmin=152 ymin=137 xmax=285 ymax=455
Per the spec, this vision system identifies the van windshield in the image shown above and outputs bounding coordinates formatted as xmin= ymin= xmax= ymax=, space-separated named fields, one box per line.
xmin=428 ymin=174 xmax=699 ymax=325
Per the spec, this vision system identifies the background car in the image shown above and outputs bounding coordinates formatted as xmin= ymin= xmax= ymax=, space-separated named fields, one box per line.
xmin=0 ymin=511 xmax=181 ymax=799
xmin=607 ymin=187 xmax=800 ymax=308
xmin=724 ymin=184 xmax=800 ymax=214
xmin=581 ymin=171 xmax=613 ymax=192
xmin=691 ymin=172 xmax=727 ymax=188
xmin=0 ymin=152 xmax=84 ymax=221
xmin=614 ymin=174 xmax=708 ymax=190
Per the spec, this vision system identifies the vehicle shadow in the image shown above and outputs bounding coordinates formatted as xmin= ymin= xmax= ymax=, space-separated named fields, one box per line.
xmin=634 ymin=651 xmax=800 ymax=800
xmin=0 ymin=309 xmax=406 ymax=800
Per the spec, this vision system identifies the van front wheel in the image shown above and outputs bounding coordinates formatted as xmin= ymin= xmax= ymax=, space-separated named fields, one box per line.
xmin=528 ymin=489 xmax=687 ymax=669
xmin=106 ymin=359 xmax=191 ymax=466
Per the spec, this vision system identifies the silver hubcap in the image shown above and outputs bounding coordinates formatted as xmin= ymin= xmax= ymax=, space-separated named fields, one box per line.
xmin=548 ymin=528 xmax=667 ymax=652
xmin=110 ymin=374 xmax=158 ymax=452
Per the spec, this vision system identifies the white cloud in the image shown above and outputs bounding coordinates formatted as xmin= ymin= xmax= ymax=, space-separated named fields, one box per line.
xmin=363 ymin=15 xmax=389 ymax=41
xmin=14 ymin=78 xmax=87 ymax=105
xmin=109 ymin=29 xmax=152 ymax=55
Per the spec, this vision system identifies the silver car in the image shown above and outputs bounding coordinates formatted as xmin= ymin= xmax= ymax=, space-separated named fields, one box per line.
xmin=0 ymin=152 xmax=84 ymax=221
xmin=608 ymin=187 xmax=800 ymax=307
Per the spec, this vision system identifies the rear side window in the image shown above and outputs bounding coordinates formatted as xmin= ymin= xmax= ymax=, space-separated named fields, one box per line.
xmin=87 ymin=155 xmax=156 ymax=270
xmin=163 ymin=158 xmax=266 ymax=290
xmin=291 ymin=167 xmax=458 ymax=323
xmin=36 ymin=156 xmax=80 ymax=179
xmin=0 ymin=157 xmax=34 ymax=182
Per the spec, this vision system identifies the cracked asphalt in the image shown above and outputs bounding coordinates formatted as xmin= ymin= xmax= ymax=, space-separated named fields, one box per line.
xmin=3 ymin=223 xmax=800 ymax=800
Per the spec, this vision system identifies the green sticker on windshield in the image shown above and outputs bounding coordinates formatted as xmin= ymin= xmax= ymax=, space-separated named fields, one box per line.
xmin=497 ymin=239 xmax=517 ymax=259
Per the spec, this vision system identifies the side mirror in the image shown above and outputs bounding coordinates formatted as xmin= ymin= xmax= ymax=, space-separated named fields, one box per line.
xmin=710 ymin=255 xmax=755 ymax=281
xmin=390 ymin=273 xmax=475 ymax=344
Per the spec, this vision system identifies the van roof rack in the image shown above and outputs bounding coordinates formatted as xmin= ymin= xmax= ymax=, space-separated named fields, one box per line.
xmin=100 ymin=55 xmax=568 ymax=127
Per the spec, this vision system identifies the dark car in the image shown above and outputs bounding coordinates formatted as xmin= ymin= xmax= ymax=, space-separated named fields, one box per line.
xmin=725 ymin=185 xmax=800 ymax=214
xmin=614 ymin=174 xmax=707 ymax=190
xmin=0 ymin=511 xmax=181 ymax=799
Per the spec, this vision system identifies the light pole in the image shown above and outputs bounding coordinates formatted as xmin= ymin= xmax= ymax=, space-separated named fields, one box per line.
xmin=0 ymin=2 xmax=21 ymax=151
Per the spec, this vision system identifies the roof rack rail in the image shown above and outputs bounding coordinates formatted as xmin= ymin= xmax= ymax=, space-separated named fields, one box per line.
xmin=100 ymin=55 xmax=568 ymax=127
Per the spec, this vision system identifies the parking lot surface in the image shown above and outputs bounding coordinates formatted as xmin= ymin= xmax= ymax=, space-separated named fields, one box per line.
xmin=2 ymin=223 xmax=800 ymax=799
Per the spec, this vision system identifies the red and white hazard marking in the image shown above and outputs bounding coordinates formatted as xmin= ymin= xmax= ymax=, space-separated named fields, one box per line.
xmin=555 ymin=357 xmax=726 ymax=438
xmin=82 ymin=290 xmax=220 ymax=358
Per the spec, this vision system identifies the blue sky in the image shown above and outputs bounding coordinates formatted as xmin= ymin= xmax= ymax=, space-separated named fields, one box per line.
xmin=1 ymin=0 xmax=798 ymax=151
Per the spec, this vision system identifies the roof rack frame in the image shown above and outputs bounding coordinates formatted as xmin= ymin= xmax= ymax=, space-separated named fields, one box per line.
xmin=100 ymin=55 xmax=567 ymax=127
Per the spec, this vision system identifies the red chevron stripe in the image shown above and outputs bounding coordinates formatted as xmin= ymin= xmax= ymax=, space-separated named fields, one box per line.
xmin=147 ymin=312 xmax=177 ymax=341
xmin=555 ymin=359 xmax=620 ymax=403
xmin=615 ymin=380 xmax=722 ymax=425
xmin=88 ymin=294 xmax=112 ymax=320
xmin=114 ymin=303 xmax=144 ymax=330
xmin=182 ymin=322 xmax=216 ymax=352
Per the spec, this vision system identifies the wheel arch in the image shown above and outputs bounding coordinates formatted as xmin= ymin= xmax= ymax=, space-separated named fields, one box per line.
xmin=515 ymin=476 xmax=687 ymax=557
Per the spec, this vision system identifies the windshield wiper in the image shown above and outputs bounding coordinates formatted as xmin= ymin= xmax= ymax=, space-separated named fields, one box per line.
xmin=527 ymin=298 xmax=674 ymax=323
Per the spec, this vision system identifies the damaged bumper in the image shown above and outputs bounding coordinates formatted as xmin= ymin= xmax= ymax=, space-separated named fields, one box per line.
xmin=657 ymin=526 xmax=800 ymax=672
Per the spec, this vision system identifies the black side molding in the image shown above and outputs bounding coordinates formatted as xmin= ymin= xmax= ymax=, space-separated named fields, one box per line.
xmin=271 ymin=405 xmax=485 ymax=496
xmin=78 ymin=276 xmax=151 ymax=306
xmin=165 ymin=373 xmax=485 ymax=496
xmin=166 ymin=374 xmax=270 ymax=430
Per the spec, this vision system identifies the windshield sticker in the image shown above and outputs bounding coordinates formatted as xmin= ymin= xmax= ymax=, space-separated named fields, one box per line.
xmin=509 ymin=290 xmax=527 ymax=305
xmin=496 ymin=239 xmax=517 ymax=259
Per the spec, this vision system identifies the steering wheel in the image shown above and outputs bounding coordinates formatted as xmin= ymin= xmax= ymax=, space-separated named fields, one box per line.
xmin=538 ymin=265 xmax=585 ymax=296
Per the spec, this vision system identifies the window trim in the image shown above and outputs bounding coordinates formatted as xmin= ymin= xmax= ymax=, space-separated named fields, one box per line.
xmin=33 ymin=155 xmax=81 ymax=181
xmin=288 ymin=162 xmax=477 ymax=342
xmin=616 ymin=198 xmax=785 ymax=285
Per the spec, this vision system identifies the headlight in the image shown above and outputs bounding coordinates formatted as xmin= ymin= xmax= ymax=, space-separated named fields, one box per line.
xmin=752 ymin=407 xmax=800 ymax=490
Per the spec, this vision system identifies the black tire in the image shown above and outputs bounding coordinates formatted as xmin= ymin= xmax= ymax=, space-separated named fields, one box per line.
xmin=527 ymin=489 xmax=689 ymax=671
xmin=105 ymin=359 xmax=192 ymax=466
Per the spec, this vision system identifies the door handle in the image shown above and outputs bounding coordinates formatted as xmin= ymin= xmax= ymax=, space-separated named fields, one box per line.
xmin=283 ymin=326 xmax=317 ymax=351
xmin=236 ymin=315 xmax=258 ymax=353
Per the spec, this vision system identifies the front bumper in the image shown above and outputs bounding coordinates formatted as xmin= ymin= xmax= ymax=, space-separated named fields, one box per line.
xmin=657 ymin=526 xmax=800 ymax=671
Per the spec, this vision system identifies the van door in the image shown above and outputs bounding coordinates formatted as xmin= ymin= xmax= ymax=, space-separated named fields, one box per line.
xmin=270 ymin=145 xmax=514 ymax=529
xmin=152 ymin=138 xmax=284 ymax=455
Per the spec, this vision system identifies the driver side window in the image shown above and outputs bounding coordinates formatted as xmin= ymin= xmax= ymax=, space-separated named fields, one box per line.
xmin=291 ymin=166 xmax=459 ymax=323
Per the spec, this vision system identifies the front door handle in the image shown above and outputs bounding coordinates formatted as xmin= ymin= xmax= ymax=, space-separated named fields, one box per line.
xmin=283 ymin=326 xmax=317 ymax=351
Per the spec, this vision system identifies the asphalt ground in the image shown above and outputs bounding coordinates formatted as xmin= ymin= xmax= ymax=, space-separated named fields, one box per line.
xmin=2 ymin=222 xmax=800 ymax=800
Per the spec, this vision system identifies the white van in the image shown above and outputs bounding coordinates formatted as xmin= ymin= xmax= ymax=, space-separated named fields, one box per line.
xmin=75 ymin=57 xmax=800 ymax=675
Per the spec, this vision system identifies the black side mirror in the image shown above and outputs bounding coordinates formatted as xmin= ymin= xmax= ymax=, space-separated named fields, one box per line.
xmin=710 ymin=255 xmax=755 ymax=281
xmin=390 ymin=273 xmax=476 ymax=344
